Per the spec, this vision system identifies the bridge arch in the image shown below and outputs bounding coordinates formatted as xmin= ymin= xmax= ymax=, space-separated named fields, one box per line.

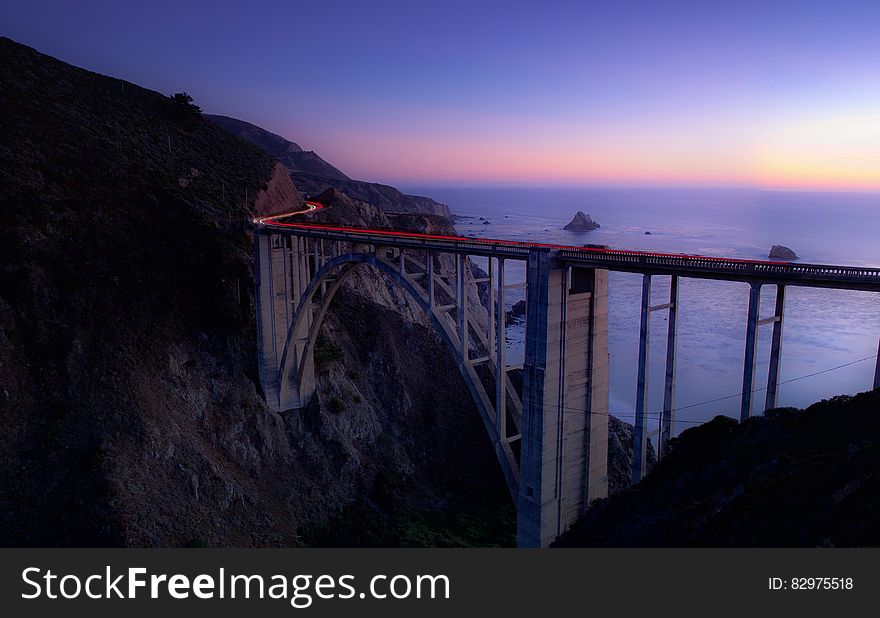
xmin=275 ymin=250 xmax=519 ymax=496
xmin=254 ymin=229 xmax=612 ymax=546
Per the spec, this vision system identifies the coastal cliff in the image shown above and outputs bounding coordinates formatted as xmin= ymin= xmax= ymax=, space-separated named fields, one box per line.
xmin=0 ymin=37 xmax=508 ymax=546
xmin=1 ymin=37 xmax=647 ymax=547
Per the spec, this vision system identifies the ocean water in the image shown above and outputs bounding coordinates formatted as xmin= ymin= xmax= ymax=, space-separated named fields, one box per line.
xmin=400 ymin=185 xmax=880 ymax=432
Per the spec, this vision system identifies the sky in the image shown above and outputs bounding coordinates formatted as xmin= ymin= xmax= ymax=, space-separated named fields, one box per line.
xmin=4 ymin=0 xmax=880 ymax=189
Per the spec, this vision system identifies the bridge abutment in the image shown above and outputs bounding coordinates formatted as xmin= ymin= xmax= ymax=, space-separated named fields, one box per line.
xmin=255 ymin=231 xmax=314 ymax=411
xmin=518 ymin=250 xmax=609 ymax=547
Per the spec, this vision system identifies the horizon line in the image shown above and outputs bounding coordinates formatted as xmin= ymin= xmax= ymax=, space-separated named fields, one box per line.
xmin=380 ymin=180 xmax=880 ymax=195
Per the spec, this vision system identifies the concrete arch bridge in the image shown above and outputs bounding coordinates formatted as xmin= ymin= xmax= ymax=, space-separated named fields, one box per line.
xmin=254 ymin=201 xmax=880 ymax=546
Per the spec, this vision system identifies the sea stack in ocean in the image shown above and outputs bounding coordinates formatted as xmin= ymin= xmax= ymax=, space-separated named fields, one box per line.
xmin=769 ymin=245 xmax=798 ymax=260
xmin=563 ymin=211 xmax=600 ymax=231
xmin=505 ymin=300 xmax=527 ymax=325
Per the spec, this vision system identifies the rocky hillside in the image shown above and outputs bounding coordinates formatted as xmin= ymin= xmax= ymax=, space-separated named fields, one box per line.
xmin=555 ymin=390 xmax=880 ymax=547
xmin=206 ymin=114 xmax=451 ymax=217
xmin=0 ymin=37 xmax=510 ymax=547
xmin=0 ymin=37 xmax=647 ymax=547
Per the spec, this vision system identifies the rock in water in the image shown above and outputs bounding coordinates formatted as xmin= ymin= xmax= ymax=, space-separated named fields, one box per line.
xmin=769 ymin=245 xmax=798 ymax=260
xmin=563 ymin=211 xmax=600 ymax=231
xmin=505 ymin=300 xmax=527 ymax=324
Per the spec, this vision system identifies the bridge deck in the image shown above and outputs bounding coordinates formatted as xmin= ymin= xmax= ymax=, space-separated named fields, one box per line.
xmin=256 ymin=203 xmax=880 ymax=291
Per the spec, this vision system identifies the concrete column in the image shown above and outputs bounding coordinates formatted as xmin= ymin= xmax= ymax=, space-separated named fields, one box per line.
xmin=457 ymin=253 xmax=468 ymax=357
xmin=765 ymin=284 xmax=786 ymax=410
xmin=517 ymin=249 xmax=609 ymax=547
xmin=495 ymin=258 xmax=507 ymax=438
xmin=280 ymin=236 xmax=292 ymax=334
xmin=255 ymin=231 xmax=316 ymax=412
xmin=631 ymin=274 xmax=652 ymax=484
xmin=255 ymin=232 xmax=300 ymax=409
xmin=295 ymin=236 xmax=305 ymax=301
xmin=741 ymin=283 xmax=762 ymax=421
xmin=660 ymin=275 xmax=679 ymax=458
xmin=570 ymin=267 xmax=610 ymax=506
xmin=312 ymin=239 xmax=319 ymax=277
xmin=318 ymin=240 xmax=328 ymax=296
xmin=255 ymin=231 xmax=279 ymax=406
xmin=427 ymin=251 xmax=435 ymax=307
xmin=518 ymin=248 xmax=552 ymax=547
xmin=487 ymin=258 xmax=496 ymax=358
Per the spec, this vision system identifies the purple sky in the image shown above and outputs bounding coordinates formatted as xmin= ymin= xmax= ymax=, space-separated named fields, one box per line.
xmin=5 ymin=0 xmax=880 ymax=188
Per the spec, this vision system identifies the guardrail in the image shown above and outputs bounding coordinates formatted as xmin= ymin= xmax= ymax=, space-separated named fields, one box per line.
xmin=558 ymin=248 xmax=880 ymax=289
xmin=256 ymin=223 xmax=534 ymax=259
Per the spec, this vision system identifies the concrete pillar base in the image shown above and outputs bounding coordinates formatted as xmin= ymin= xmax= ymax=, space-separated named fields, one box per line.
xmin=517 ymin=250 xmax=609 ymax=547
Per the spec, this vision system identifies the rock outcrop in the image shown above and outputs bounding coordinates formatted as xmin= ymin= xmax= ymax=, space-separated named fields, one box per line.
xmin=563 ymin=211 xmax=600 ymax=231
xmin=769 ymin=245 xmax=798 ymax=260
xmin=254 ymin=162 xmax=304 ymax=216
xmin=505 ymin=300 xmax=527 ymax=324
xmin=555 ymin=390 xmax=880 ymax=547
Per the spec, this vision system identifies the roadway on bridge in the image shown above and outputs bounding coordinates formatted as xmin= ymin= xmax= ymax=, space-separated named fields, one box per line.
xmin=255 ymin=201 xmax=782 ymax=263
xmin=254 ymin=201 xmax=880 ymax=291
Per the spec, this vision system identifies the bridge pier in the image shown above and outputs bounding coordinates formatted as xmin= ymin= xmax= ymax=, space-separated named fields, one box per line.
xmin=494 ymin=258 xmax=507 ymax=446
xmin=518 ymin=250 xmax=609 ymax=547
xmin=457 ymin=253 xmax=468 ymax=357
xmin=255 ymin=231 xmax=315 ymax=410
xmin=632 ymin=274 xmax=680 ymax=483
xmin=742 ymin=283 xmax=788 ymax=419
xmin=632 ymin=275 xmax=652 ymax=484
xmin=741 ymin=283 xmax=762 ymax=421
xmin=426 ymin=250 xmax=435 ymax=308
xmin=765 ymin=285 xmax=786 ymax=410
xmin=660 ymin=275 xmax=679 ymax=458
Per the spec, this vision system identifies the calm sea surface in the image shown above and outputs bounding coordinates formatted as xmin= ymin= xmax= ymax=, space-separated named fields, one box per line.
xmin=400 ymin=185 xmax=880 ymax=432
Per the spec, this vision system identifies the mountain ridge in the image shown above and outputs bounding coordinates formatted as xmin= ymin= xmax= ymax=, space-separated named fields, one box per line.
xmin=206 ymin=114 xmax=451 ymax=217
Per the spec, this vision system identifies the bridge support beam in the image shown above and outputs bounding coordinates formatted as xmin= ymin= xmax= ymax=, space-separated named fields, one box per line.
xmin=632 ymin=274 xmax=680 ymax=479
xmin=660 ymin=275 xmax=679 ymax=459
xmin=457 ymin=253 xmax=468 ymax=357
xmin=518 ymin=249 xmax=609 ymax=547
xmin=495 ymin=258 xmax=507 ymax=441
xmin=487 ymin=257 xmax=496 ymax=361
xmin=572 ymin=267 xmax=610 ymax=508
xmin=632 ymin=274 xmax=652 ymax=484
xmin=741 ymin=283 xmax=762 ymax=421
xmin=426 ymin=251 xmax=435 ymax=308
xmin=765 ymin=284 xmax=786 ymax=410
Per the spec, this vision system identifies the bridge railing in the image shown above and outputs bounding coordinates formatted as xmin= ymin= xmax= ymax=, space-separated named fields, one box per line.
xmin=557 ymin=248 xmax=880 ymax=287
xmin=258 ymin=221 xmax=880 ymax=288
xmin=256 ymin=224 xmax=534 ymax=259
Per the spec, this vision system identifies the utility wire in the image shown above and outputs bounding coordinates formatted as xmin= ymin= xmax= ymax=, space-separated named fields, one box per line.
xmin=497 ymin=352 xmax=879 ymax=423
